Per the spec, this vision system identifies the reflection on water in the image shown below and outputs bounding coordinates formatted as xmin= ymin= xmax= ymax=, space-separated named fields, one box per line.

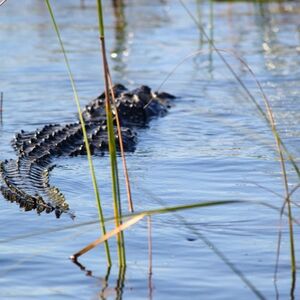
xmin=0 ymin=0 xmax=299 ymax=299
xmin=0 ymin=92 xmax=3 ymax=125
xmin=111 ymin=0 xmax=128 ymax=76
xmin=73 ymin=259 xmax=127 ymax=300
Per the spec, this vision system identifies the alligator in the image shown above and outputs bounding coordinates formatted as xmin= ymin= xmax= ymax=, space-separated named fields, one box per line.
xmin=0 ymin=84 xmax=175 ymax=218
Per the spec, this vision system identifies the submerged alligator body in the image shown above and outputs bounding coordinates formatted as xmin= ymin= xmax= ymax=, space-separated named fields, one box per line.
xmin=0 ymin=84 xmax=175 ymax=218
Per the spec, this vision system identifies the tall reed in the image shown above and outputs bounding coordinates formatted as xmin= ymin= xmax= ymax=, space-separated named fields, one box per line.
xmin=96 ymin=0 xmax=126 ymax=266
xmin=44 ymin=0 xmax=111 ymax=266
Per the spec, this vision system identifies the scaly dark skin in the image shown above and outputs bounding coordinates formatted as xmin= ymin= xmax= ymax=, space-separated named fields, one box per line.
xmin=0 ymin=84 xmax=175 ymax=218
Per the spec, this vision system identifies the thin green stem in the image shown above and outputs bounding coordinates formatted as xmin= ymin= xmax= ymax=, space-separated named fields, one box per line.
xmin=44 ymin=0 xmax=111 ymax=266
xmin=96 ymin=0 xmax=126 ymax=266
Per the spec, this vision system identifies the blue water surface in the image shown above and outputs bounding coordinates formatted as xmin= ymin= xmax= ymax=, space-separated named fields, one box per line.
xmin=0 ymin=1 xmax=299 ymax=299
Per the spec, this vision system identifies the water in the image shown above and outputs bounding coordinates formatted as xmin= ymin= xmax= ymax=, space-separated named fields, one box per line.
xmin=0 ymin=0 xmax=299 ymax=299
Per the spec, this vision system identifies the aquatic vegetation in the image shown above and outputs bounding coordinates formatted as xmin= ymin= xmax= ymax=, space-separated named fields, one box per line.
xmin=0 ymin=0 xmax=299 ymax=299
xmin=177 ymin=0 xmax=299 ymax=295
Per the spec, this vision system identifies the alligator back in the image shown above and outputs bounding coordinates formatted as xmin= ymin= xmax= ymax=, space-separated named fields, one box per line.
xmin=0 ymin=84 xmax=174 ymax=218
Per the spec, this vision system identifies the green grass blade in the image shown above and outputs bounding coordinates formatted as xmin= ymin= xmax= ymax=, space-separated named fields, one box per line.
xmin=44 ymin=0 xmax=111 ymax=266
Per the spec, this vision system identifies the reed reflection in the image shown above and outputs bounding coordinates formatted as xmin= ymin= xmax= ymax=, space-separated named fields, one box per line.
xmin=111 ymin=0 xmax=128 ymax=77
